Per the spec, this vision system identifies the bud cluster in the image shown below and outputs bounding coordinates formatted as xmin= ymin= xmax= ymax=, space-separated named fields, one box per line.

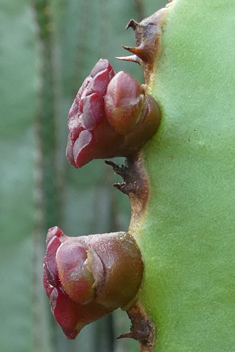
xmin=43 ymin=226 xmax=143 ymax=339
xmin=66 ymin=59 xmax=161 ymax=168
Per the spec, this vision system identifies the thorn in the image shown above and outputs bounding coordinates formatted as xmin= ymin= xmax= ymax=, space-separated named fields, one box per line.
xmin=123 ymin=45 xmax=147 ymax=62
xmin=105 ymin=160 xmax=130 ymax=195
xmin=105 ymin=160 xmax=127 ymax=176
xmin=117 ymin=331 xmax=136 ymax=340
xmin=105 ymin=159 xmax=120 ymax=171
xmin=122 ymin=45 xmax=134 ymax=52
xmin=113 ymin=183 xmax=128 ymax=195
xmin=105 ymin=160 xmax=115 ymax=167
xmin=125 ymin=19 xmax=139 ymax=31
xmin=116 ymin=55 xmax=140 ymax=65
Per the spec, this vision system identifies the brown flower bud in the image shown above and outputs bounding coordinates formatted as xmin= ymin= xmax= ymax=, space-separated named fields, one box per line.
xmin=43 ymin=227 xmax=143 ymax=339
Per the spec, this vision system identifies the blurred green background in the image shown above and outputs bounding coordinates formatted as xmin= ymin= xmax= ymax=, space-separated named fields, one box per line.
xmin=0 ymin=0 xmax=167 ymax=351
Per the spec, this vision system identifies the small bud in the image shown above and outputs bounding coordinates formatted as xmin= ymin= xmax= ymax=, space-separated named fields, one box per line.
xmin=56 ymin=241 xmax=95 ymax=304
xmin=104 ymin=71 xmax=161 ymax=155
xmin=43 ymin=227 xmax=143 ymax=339
xmin=87 ymin=232 xmax=144 ymax=310
xmin=66 ymin=59 xmax=161 ymax=168
xmin=104 ymin=71 xmax=145 ymax=135
xmin=66 ymin=59 xmax=121 ymax=168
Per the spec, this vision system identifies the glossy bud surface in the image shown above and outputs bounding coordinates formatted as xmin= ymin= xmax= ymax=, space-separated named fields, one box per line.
xmin=43 ymin=227 xmax=143 ymax=339
xmin=66 ymin=59 xmax=161 ymax=168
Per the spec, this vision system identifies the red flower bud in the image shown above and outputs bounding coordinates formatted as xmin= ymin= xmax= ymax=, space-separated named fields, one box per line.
xmin=104 ymin=71 xmax=145 ymax=135
xmin=66 ymin=59 xmax=161 ymax=168
xmin=56 ymin=241 xmax=95 ymax=304
xmin=43 ymin=227 xmax=143 ymax=339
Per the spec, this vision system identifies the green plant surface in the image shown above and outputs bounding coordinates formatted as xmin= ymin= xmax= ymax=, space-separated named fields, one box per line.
xmin=134 ymin=0 xmax=235 ymax=351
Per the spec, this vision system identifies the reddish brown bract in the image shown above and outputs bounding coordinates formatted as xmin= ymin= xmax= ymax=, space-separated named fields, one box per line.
xmin=43 ymin=227 xmax=143 ymax=339
xmin=66 ymin=59 xmax=161 ymax=168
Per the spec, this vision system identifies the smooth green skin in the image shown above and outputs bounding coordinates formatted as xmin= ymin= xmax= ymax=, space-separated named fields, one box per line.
xmin=133 ymin=0 xmax=235 ymax=351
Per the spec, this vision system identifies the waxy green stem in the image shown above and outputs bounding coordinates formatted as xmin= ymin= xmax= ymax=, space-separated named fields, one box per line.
xmin=129 ymin=1 xmax=235 ymax=351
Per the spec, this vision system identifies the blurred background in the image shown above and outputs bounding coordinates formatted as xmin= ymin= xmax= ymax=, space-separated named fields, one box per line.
xmin=0 ymin=0 xmax=167 ymax=351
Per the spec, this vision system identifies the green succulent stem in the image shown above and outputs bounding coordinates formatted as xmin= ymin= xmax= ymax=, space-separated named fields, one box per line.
xmin=127 ymin=0 xmax=235 ymax=351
